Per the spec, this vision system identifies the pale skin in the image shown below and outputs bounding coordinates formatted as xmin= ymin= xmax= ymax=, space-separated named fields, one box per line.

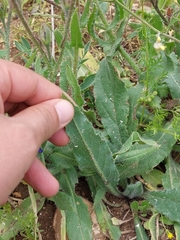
xmin=0 ymin=60 xmax=74 ymax=205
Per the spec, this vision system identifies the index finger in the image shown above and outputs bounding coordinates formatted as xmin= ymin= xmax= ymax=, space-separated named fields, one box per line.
xmin=0 ymin=60 xmax=62 ymax=105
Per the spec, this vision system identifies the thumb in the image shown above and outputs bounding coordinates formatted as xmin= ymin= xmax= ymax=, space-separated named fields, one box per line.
xmin=13 ymin=99 xmax=74 ymax=146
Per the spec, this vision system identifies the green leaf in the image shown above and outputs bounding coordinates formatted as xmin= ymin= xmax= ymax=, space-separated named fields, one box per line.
xmin=53 ymin=192 xmax=75 ymax=211
xmin=162 ymin=155 xmax=180 ymax=189
xmin=94 ymin=59 xmax=129 ymax=152
xmin=164 ymin=71 xmax=180 ymax=99
xmin=65 ymin=195 xmax=92 ymax=240
xmin=66 ymin=65 xmax=84 ymax=106
xmin=142 ymin=169 xmax=164 ymax=189
xmin=130 ymin=204 xmax=149 ymax=240
xmin=145 ymin=189 xmax=180 ymax=223
xmin=66 ymin=107 xmax=119 ymax=196
xmin=174 ymin=222 xmax=180 ymax=240
xmin=95 ymin=201 xmax=121 ymax=239
xmin=80 ymin=0 xmax=91 ymax=28
xmin=55 ymin=168 xmax=92 ymax=240
xmin=123 ymin=181 xmax=144 ymax=199
xmin=46 ymin=144 xmax=77 ymax=174
xmin=127 ymin=84 xmax=143 ymax=134
xmin=116 ymin=124 xmax=176 ymax=179
xmin=144 ymin=213 xmax=159 ymax=240
xmin=106 ymin=4 xmax=124 ymax=31
xmin=0 ymin=194 xmax=44 ymax=239
xmin=54 ymin=29 xmax=63 ymax=47
xmin=70 ymin=8 xmax=84 ymax=48
xmin=80 ymin=74 xmax=95 ymax=91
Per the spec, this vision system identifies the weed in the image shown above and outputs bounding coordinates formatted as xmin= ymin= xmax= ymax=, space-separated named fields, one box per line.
xmin=1 ymin=0 xmax=180 ymax=239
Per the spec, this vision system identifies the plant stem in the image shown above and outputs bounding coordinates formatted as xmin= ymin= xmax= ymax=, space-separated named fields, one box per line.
xmin=93 ymin=0 xmax=141 ymax=74
xmin=119 ymin=46 xmax=141 ymax=75
xmin=149 ymin=0 xmax=169 ymax=26
xmin=113 ymin=0 xmax=180 ymax=45
xmin=4 ymin=7 xmax=12 ymax=60
xmin=11 ymin=0 xmax=50 ymax=66
xmin=94 ymin=0 xmax=115 ymax=41
xmin=73 ymin=47 xmax=79 ymax=76
xmin=52 ymin=0 xmax=76 ymax=83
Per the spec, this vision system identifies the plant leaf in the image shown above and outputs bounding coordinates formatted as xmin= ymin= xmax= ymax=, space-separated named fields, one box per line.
xmin=66 ymin=65 xmax=84 ymax=106
xmin=80 ymin=0 xmax=91 ymax=28
xmin=95 ymin=201 xmax=121 ymax=239
xmin=130 ymin=203 xmax=149 ymax=240
xmin=162 ymin=155 xmax=180 ymax=189
xmin=65 ymin=195 xmax=92 ymax=240
xmin=127 ymin=84 xmax=143 ymax=134
xmin=94 ymin=58 xmax=129 ymax=152
xmin=70 ymin=8 xmax=84 ymax=48
xmin=123 ymin=181 xmax=144 ymax=199
xmin=66 ymin=107 xmax=119 ymax=196
xmin=174 ymin=222 xmax=180 ymax=240
xmin=0 ymin=194 xmax=44 ymax=239
xmin=53 ymin=192 xmax=74 ymax=211
xmin=54 ymin=168 xmax=92 ymax=240
xmin=142 ymin=169 xmax=164 ymax=189
xmin=144 ymin=213 xmax=159 ymax=240
xmin=164 ymin=71 xmax=180 ymax=99
xmin=145 ymin=189 xmax=180 ymax=223
xmin=116 ymin=124 xmax=176 ymax=179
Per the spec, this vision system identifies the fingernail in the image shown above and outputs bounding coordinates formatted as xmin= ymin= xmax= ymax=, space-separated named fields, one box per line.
xmin=55 ymin=100 xmax=74 ymax=127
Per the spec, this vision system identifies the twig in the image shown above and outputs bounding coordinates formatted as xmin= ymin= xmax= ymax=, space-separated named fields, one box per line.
xmin=52 ymin=0 xmax=76 ymax=83
xmin=50 ymin=1 xmax=55 ymax=58
xmin=149 ymin=0 xmax=169 ymax=26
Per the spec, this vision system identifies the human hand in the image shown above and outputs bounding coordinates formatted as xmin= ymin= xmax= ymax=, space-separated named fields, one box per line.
xmin=0 ymin=60 xmax=74 ymax=205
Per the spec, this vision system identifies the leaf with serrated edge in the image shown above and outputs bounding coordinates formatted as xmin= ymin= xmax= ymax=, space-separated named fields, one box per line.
xmin=66 ymin=107 xmax=119 ymax=196
xmin=145 ymin=189 xmax=180 ymax=223
xmin=94 ymin=58 xmax=129 ymax=152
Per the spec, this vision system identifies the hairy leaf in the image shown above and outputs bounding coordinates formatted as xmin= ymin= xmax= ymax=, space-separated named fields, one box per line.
xmin=94 ymin=59 xmax=129 ymax=152
xmin=116 ymin=124 xmax=176 ymax=179
xmin=66 ymin=65 xmax=84 ymax=106
xmin=144 ymin=213 xmax=159 ymax=240
xmin=65 ymin=195 xmax=92 ymax=240
xmin=54 ymin=168 xmax=92 ymax=240
xmin=53 ymin=192 xmax=74 ymax=211
xmin=127 ymin=84 xmax=143 ymax=134
xmin=174 ymin=223 xmax=180 ymax=239
xmin=145 ymin=189 xmax=180 ymax=223
xmin=66 ymin=107 xmax=119 ymax=195
xmin=123 ymin=181 xmax=144 ymax=199
xmin=164 ymin=71 xmax=180 ymax=99
xmin=95 ymin=201 xmax=121 ymax=239
xmin=162 ymin=155 xmax=180 ymax=189
xmin=80 ymin=0 xmax=91 ymax=28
